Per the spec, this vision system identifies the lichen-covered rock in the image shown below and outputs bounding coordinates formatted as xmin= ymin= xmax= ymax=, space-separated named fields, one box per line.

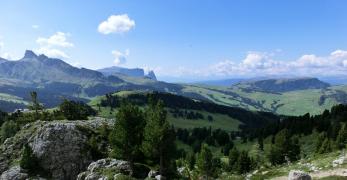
xmin=0 ymin=119 xmax=113 ymax=180
xmin=148 ymin=170 xmax=159 ymax=178
xmin=29 ymin=122 xmax=92 ymax=180
xmin=77 ymin=158 xmax=131 ymax=180
xmin=78 ymin=158 xmax=150 ymax=180
xmin=0 ymin=166 xmax=28 ymax=180
xmin=288 ymin=170 xmax=311 ymax=180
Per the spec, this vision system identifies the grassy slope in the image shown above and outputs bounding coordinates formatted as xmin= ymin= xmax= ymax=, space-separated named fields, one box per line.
xmin=89 ymin=91 xmax=242 ymax=132
xmin=0 ymin=93 xmax=28 ymax=105
xmin=182 ymin=84 xmax=347 ymax=116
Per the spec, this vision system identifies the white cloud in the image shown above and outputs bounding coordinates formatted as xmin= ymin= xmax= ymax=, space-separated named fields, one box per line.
xmin=112 ymin=49 xmax=130 ymax=65
xmin=331 ymin=49 xmax=347 ymax=58
xmin=35 ymin=32 xmax=73 ymax=59
xmin=36 ymin=32 xmax=74 ymax=48
xmin=98 ymin=14 xmax=135 ymax=34
xmin=32 ymin=25 xmax=39 ymax=29
xmin=156 ymin=49 xmax=347 ymax=78
xmin=0 ymin=40 xmax=13 ymax=59
xmin=36 ymin=47 xmax=70 ymax=59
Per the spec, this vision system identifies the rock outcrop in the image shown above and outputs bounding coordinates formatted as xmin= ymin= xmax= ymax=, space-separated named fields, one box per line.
xmin=0 ymin=119 xmax=113 ymax=180
xmin=288 ymin=170 xmax=311 ymax=180
xmin=77 ymin=158 xmax=150 ymax=180
xmin=29 ymin=122 xmax=92 ymax=179
xmin=0 ymin=166 xmax=28 ymax=180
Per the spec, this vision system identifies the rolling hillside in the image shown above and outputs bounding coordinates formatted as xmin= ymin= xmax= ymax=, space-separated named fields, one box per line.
xmin=181 ymin=82 xmax=347 ymax=116
xmin=89 ymin=91 xmax=280 ymax=131
xmin=1 ymin=51 xmax=347 ymax=116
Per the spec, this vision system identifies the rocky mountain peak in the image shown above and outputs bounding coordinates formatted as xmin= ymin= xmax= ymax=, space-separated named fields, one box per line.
xmin=23 ymin=50 xmax=38 ymax=59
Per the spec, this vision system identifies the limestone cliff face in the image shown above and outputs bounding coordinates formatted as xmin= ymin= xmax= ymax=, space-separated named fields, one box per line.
xmin=0 ymin=119 xmax=113 ymax=180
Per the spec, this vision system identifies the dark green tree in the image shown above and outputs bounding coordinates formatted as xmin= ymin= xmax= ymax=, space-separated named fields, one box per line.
xmin=185 ymin=152 xmax=196 ymax=170
xmin=267 ymin=129 xmax=301 ymax=165
xmin=59 ymin=99 xmax=96 ymax=120
xmin=0 ymin=120 xmax=18 ymax=143
xmin=228 ymin=148 xmax=239 ymax=171
xmin=235 ymin=151 xmax=252 ymax=174
xmin=336 ymin=123 xmax=347 ymax=149
xmin=258 ymin=135 xmax=264 ymax=151
xmin=20 ymin=144 xmax=40 ymax=175
xmin=28 ymin=91 xmax=44 ymax=120
xmin=196 ymin=144 xmax=214 ymax=179
xmin=109 ymin=102 xmax=145 ymax=175
xmin=143 ymin=99 xmax=176 ymax=176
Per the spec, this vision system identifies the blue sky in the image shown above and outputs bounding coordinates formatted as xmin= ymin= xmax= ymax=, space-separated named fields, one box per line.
xmin=0 ymin=0 xmax=347 ymax=81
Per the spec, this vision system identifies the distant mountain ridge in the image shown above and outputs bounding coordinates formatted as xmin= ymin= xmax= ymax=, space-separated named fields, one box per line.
xmin=0 ymin=50 xmax=171 ymax=111
xmin=97 ymin=66 xmax=157 ymax=80
xmin=0 ymin=50 xmax=104 ymax=84
xmin=235 ymin=77 xmax=330 ymax=92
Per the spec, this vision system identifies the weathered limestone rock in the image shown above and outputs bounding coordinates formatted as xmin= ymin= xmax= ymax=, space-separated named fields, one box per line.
xmin=0 ymin=119 xmax=113 ymax=180
xmin=29 ymin=122 xmax=92 ymax=180
xmin=288 ymin=170 xmax=311 ymax=180
xmin=0 ymin=166 xmax=28 ymax=180
xmin=78 ymin=158 xmax=150 ymax=180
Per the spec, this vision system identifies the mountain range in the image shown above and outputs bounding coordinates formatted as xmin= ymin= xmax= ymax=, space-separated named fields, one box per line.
xmin=0 ymin=50 xmax=347 ymax=115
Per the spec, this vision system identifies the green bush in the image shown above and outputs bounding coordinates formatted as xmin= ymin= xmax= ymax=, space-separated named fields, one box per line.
xmin=0 ymin=120 xmax=18 ymax=143
xmin=20 ymin=144 xmax=40 ymax=175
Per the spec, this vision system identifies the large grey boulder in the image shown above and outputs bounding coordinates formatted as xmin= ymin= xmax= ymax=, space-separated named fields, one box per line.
xmin=29 ymin=122 xmax=92 ymax=180
xmin=0 ymin=166 xmax=28 ymax=180
xmin=288 ymin=170 xmax=311 ymax=180
xmin=0 ymin=119 xmax=113 ymax=180
xmin=78 ymin=158 xmax=150 ymax=180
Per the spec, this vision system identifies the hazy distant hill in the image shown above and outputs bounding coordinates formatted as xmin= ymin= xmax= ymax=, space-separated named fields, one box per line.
xmin=194 ymin=78 xmax=243 ymax=87
xmin=235 ymin=77 xmax=330 ymax=92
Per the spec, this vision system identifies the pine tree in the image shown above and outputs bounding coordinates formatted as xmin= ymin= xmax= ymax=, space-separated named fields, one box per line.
xmin=196 ymin=144 xmax=214 ymax=179
xmin=228 ymin=148 xmax=239 ymax=171
xmin=185 ymin=152 xmax=196 ymax=170
xmin=142 ymin=99 xmax=176 ymax=176
xmin=336 ymin=123 xmax=347 ymax=149
xmin=235 ymin=151 xmax=252 ymax=175
xmin=258 ymin=135 xmax=264 ymax=151
xmin=0 ymin=120 xmax=18 ymax=143
xmin=28 ymin=91 xmax=43 ymax=120
xmin=109 ymin=102 xmax=145 ymax=175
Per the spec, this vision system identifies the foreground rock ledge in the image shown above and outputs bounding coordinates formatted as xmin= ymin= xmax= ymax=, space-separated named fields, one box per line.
xmin=0 ymin=119 xmax=112 ymax=180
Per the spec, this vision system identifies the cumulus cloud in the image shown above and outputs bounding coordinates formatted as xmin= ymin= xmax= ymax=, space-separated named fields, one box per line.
xmin=112 ymin=49 xmax=130 ymax=65
xmin=36 ymin=47 xmax=70 ymax=59
xmin=156 ymin=49 xmax=347 ymax=78
xmin=0 ymin=40 xmax=12 ymax=59
xmin=36 ymin=32 xmax=74 ymax=48
xmin=35 ymin=32 xmax=73 ymax=59
xmin=98 ymin=14 xmax=135 ymax=34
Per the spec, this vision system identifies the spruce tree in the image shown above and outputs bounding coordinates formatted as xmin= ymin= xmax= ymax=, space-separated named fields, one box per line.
xmin=28 ymin=91 xmax=43 ymax=120
xmin=142 ymin=99 xmax=176 ymax=176
xmin=196 ymin=144 xmax=214 ymax=179
xmin=336 ymin=123 xmax=347 ymax=149
xmin=109 ymin=102 xmax=145 ymax=175
xmin=235 ymin=151 xmax=252 ymax=175
xmin=228 ymin=148 xmax=239 ymax=171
